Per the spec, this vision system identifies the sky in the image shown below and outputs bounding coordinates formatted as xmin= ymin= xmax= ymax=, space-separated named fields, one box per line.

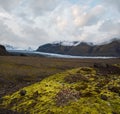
xmin=0 ymin=0 xmax=120 ymax=49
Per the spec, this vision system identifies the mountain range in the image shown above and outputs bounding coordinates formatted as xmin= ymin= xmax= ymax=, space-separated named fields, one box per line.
xmin=0 ymin=38 xmax=120 ymax=57
xmin=37 ymin=39 xmax=120 ymax=57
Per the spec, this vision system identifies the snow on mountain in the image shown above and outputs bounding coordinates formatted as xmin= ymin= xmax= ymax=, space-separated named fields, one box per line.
xmin=5 ymin=44 xmax=18 ymax=50
xmin=5 ymin=44 xmax=34 ymax=51
xmin=27 ymin=47 xmax=34 ymax=51
xmin=52 ymin=41 xmax=81 ymax=46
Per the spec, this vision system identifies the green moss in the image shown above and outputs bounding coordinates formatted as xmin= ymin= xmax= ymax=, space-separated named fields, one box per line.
xmin=0 ymin=67 xmax=120 ymax=114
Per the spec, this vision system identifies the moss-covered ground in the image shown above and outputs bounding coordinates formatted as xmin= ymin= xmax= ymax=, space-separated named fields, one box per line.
xmin=0 ymin=64 xmax=120 ymax=114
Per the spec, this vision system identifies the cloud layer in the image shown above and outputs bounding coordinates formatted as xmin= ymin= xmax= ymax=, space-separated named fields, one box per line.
xmin=0 ymin=0 xmax=120 ymax=49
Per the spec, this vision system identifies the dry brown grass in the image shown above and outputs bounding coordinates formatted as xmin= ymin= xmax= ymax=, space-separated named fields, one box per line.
xmin=0 ymin=56 xmax=120 ymax=97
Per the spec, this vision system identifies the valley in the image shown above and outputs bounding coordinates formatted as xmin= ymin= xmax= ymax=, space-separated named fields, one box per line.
xmin=0 ymin=0 xmax=120 ymax=113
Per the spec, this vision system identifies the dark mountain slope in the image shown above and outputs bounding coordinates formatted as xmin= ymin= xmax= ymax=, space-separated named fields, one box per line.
xmin=0 ymin=45 xmax=9 ymax=56
xmin=67 ymin=42 xmax=93 ymax=56
xmin=37 ymin=39 xmax=120 ymax=56
xmin=91 ymin=39 xmax=120 ymax=56
xmin=37 ymin=43 xmax=73 ymax=54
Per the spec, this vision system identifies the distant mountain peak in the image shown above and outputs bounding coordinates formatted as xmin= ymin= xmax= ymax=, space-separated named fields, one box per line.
xmin=110 ymin=38 xmax=120 ymax=43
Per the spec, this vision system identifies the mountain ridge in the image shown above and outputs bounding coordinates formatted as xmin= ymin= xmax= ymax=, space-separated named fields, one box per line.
xmin=37 ymin=39 xmax=120 ymax=57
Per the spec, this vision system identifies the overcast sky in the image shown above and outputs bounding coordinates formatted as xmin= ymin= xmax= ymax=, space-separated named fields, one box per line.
xmin=0 ymin=0 xmax=120 ymax=49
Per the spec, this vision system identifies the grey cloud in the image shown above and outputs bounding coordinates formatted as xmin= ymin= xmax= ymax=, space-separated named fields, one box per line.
xmin=0 ymin=20 xmax=48 ymax=49
xmin=0 ymin=0 xmax=21 ymax=11
xmin=86 ymin=6 xmax=104 ymax=26
xmin=104 ymin=0 xmax=120 ymax=12
xmin=21 ymin=25 xmax=49 ymax=47
xmin=26 ymin=0 xmax=61 ymax=16
xmin=73 ymin=5 xmax=105 ymax=27
xmin=99 ymin=20 xmax=120 ymax=33
xmin=17 ymin=12 xmax=35 ymax=24
xmin=0 ymin=20 xmax=24 ymax=47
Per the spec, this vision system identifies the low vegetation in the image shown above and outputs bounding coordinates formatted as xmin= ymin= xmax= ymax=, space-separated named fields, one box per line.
xmin=0 ymin=56 xmax=85 ymax=97
xmin=1 ymin=56 xmax=119 ymax=98
xmin=0 ymin=63 xmax=120 ymax=114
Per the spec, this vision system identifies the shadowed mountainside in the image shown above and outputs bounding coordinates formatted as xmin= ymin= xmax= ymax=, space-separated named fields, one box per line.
xmin=0 ymin=45 xmax=9 ymax=56
xmin=37 ymin=39 xmax=120 ymax=56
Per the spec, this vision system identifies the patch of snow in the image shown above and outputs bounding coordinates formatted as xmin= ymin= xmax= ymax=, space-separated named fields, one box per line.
xmin=5 ymin=44 xmax=34 ymax=51
xmin=5 ymin=44 xmax=18 ymax=50
xmin=52 ymin=41 xmax=80 ymax=46
xmin=27 ymin=47 xmax=33 ymax=51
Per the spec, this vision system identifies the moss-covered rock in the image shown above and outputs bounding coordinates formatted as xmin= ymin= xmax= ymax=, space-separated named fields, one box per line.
xmin=0 ymin=67 xmax=120 ymax=114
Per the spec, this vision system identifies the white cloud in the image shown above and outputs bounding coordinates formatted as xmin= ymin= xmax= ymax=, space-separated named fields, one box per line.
xmin=0 ymin=0 xmax=120 ymax=49
xmin=73 ymin=5 xmax=105 ymax=26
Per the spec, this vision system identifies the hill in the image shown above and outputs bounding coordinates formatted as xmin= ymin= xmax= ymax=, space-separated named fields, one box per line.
xmin=0 ymin=45 xmax=9 ymax=56
xmin=0 ymin=64 xmax=120 ymax=113
xmin=37 ymin=39 xmax=120 ymax=56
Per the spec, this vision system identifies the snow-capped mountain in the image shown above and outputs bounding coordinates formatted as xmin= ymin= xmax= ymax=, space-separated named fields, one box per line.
xmin=37 ymin=39 xmax=120 ymax=57
xmin=52 ymin=41 xmax=81 ymax=46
